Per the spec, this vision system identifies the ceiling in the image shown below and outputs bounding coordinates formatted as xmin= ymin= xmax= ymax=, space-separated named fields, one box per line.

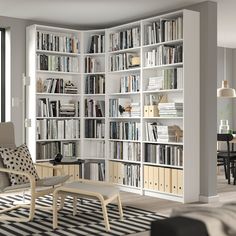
xmin=0 ymin=0 xmax=235 ymax=47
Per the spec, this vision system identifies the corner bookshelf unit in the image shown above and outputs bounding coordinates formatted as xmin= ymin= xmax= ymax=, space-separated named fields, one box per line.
xmin=26 ymin=9 xmax=199 ymax=203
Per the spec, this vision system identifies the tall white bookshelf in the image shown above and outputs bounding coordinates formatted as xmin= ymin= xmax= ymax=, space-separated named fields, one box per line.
xmin=26 ymin=9 xmax=199 ymax=203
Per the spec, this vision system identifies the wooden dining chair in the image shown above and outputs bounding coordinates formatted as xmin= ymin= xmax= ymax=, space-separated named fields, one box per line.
xmin=217 ymin=133 xmax=236 ymax=184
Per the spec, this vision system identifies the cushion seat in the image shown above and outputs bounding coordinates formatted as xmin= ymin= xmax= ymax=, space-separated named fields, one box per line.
xmin=2 ymin=175 xmax=70 ymax=192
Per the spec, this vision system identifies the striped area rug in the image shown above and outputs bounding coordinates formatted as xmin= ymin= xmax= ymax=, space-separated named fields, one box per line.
xmin=0 ymin=194 xmax=166 ymax=236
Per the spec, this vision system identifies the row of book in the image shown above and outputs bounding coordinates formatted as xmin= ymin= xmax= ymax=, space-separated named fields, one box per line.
xmin=84 ymin=162 xmax=105 ymax=181
xmin=38 ymin=99 xmax=79 ymax=117
xmin=109 ymin=27 xmax=140 ymax=51
xmin=84 ymin=99 xmax=105 ymax=117
xmin=144 ymin=21 xmax=161 ymax=45
xmin=144 ymin=45 xmax=183 ymax=67
xmin=36 ymin=119 xmax=80 ymax=140
xmin=85 ymin=120 xmax=105 ymax=138
xmin=38 ymin=78 xmax=78 ymax=94
xmin=109 ymin=98 xmax=141 ymax=117
xmin=145 ymin=144 xmax=183 ymax=166
xmin=109 ymin=161 xmax=140 ymax=187
xmin=145 ymin=124 xmax=178 ymax=142
xmin=36 ymin=141 xmax=60 ymax=160
xmin=84 ymin=56 xmax=102 ymax=73
xmin=109 ymin=141 xmax=141 ymax=162
xmin=85 ymin=75 xmax=105 ymax=94
xmin=158 ymin=102 xmax=183 ymax=118
xmin=89 ymin=34 xmax=105 ymax=53
xmin=37 ymin=54 xmax=79 ymax=72
xmin=109 ymin=53 xmax=140 ymax=71
xmin=110 ymin=121 xmax=141 ymax=141
xmin=36 ymin=31 xmax=80 ymax=53
xmin=145 ymin=68 xmax=183 ymax=91
xmin=120 ymin=74 xmax=140 ymax=93
xmin=161 ymin=17 xmax=183 ymax=42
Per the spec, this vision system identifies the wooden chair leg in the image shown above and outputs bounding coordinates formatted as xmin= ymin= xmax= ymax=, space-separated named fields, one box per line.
xmin=53 ymin=191 xmax=59 ymax=229
xmin=101 ymin=200 xmax=110 ymax=231
xmin=28 ymin=195 xmax=36 ymax=221
xmin=73 ymin=196 xmax=77 ymax=216
xmin=117 ymin=194 xmax=123 ymax=220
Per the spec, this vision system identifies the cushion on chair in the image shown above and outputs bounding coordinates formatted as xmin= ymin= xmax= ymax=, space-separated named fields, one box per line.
xmin=0 ymin=144 xmax=39 ymax=186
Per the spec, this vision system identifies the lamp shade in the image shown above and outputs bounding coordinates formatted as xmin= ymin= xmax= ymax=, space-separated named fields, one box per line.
xmin=217 ymin=80 xmax=236 ymax=98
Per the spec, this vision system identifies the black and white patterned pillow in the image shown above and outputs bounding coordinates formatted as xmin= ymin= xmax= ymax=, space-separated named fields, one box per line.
xmin=0 ymin=144 xmax=39 ymax=186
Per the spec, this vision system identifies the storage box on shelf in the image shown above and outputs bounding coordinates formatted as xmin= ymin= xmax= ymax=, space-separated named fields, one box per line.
xmin=27 ymin=9 xmax=199 ymax=203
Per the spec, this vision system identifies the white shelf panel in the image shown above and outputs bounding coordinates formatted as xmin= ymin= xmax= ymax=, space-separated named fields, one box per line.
xmin=108 ymin=139 xmax=141 ymax=143
xmin=36 ymin=50 xmax=80 ymax=57
xmin=36 ymin=117 xmax=80 ymax=119
xmin=37 ymin=70 xmax=81 ymax=75
xmin=142 ymin=39 xmax=183 ymax=49
xmin=84 ymin=138 xmax=105 ymax=141
xmin=109 ymin=92 xmax=140 ymax=96
xmin=143 ymin=162 xmax=183 ymax=169
xmin=109 ymin=117 xmax=140 ymax=120
xmin=36 ymin=138 xmax=80 ymax=142
xmin=84 ymin=94 xmax=105 ymax=97
xmin=84 ymin=53 xmax=105 ymax=56
xmin=83 ymin=72 xmax=105 ymax=75
xmin=108 ymin=46 xmax=141 ymax=54
xmin=143 ymin=117 xmax=183 ymax=120
xmin=143 ymin=63 xmax=183 ymax=70
xmin=143 ymin=89 xmax=183 ymax=94
xmin=84 ymin=117 xmax=105 ymax=119
xmin=36 ymin=93 xmax=80 ymax=97
xmin=109 ymin=159 xmax=141 ymax=164
xmin=108 ymin=68 xmax=140 ymax=74
xmin=143 ymin=141 xmax=183 ymax=145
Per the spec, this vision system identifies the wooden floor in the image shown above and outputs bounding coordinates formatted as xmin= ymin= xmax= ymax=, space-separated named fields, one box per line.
xmin=121 ymin=173 xmax=236 ymax=236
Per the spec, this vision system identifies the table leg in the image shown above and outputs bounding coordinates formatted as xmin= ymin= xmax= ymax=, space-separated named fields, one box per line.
xmin=73 ymin=196 xmax=77 ymax=216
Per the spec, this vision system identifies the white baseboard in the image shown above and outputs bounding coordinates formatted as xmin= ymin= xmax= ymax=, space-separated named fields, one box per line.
xmin=199 ymin=194 xmax=219 ymax=203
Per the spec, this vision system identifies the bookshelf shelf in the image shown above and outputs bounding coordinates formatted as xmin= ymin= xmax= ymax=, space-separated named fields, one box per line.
xmin=142 ymin=39 xmax=183 ymax=49
xmin=143 ymin=63 xmax=183 ymax=70
xmin=109 ymin=159 xmax=141 ymax=164
xmin=36 ymin=50 xmax=80 ymax=57
xmin=36 ymin=93 xmax=80 ymax=97
xmin=27 ymin=9 xmax=200 ymax=203
xmin=108 ymin=46 xmax=141 ymax=54
xmin=36 ymin=70 xmax=81 ymax=75
xmin=142 ymin=141 xmax=183 ymax=145
xmin=143 ymin=89 xmax=183 ymax=94
xmin=143 ymin=162 xmax=183 ymax=169
xmin=108 ymin=68 xmax=140 ymax=74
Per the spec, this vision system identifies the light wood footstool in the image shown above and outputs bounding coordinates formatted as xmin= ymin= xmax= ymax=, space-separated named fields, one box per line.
xmin=53 ymin=179 xmax=123 ymax=231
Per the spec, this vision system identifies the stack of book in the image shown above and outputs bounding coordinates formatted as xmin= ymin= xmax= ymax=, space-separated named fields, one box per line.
xmin=131 ymin=102 xmax=141 ymax=117
xmin=59 ymin=103 xmax=76 ymax=117
xmin=89 ymin=34 xmax=105 ymax=53
xmin=109 ymin=27 xmax=140 ymax=51
xmin=37 ymin=31 xmax=79 ymax=53
xmin=85 ymin=75 xmax=105 ymax=94
xmin=85 ymin=162 xmax=105 ymax=181
xmin=145 ymin=143 xmax=183 ymax=166
xmin=145 ymin=21 xmax=161 ymax=45
xmin=36 ymin=141 xmax=60 ymax=160
xmin=158 ymin=103 xmax=183 ymax=117
xmin=120 ymin=74 xmax=140 ymax=93
xmin=146 ymin=76 xmax=164 ymax=91
xmin=62 ymin=142 xmax=78 ymax=157
xmin=84 ymin=56 xmax=101 ymax=73
xmin=145 ymin=123 xmax=180 ymax=142
xmin=144 ymin=44 xmax=183 ymax=67
xmin=123 ymin=164 xmax=140 ymax=187
xmin=64 ymin=81 xmax=78 ymax=94
xmin=85 ymin=120 xmax=105 ymax=138
xmin=37 ymin=54 xmax=79 ymax=72
xmin=109 ymin=98 xmax=134 ymax=117
xmin=85 ymin=99 xmax=105 ymax=117
xmin=110 ymin=121 xmax=141 ymax=140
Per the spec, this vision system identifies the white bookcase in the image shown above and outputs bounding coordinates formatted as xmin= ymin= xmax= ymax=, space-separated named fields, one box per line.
xmin=26 ymin=9 xmax=199 ymax=203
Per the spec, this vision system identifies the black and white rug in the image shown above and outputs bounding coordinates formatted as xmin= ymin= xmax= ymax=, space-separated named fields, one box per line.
xmin=0 ymin=194 xmax=166 ymax=236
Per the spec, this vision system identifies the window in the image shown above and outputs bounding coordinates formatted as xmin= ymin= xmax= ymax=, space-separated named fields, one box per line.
xmin=0 ymin=28 xmax=5 ymax=122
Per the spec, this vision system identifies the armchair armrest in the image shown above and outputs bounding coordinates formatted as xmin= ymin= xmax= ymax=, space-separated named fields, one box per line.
xmin=0 ymin=167 xmax=36 ymax=192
